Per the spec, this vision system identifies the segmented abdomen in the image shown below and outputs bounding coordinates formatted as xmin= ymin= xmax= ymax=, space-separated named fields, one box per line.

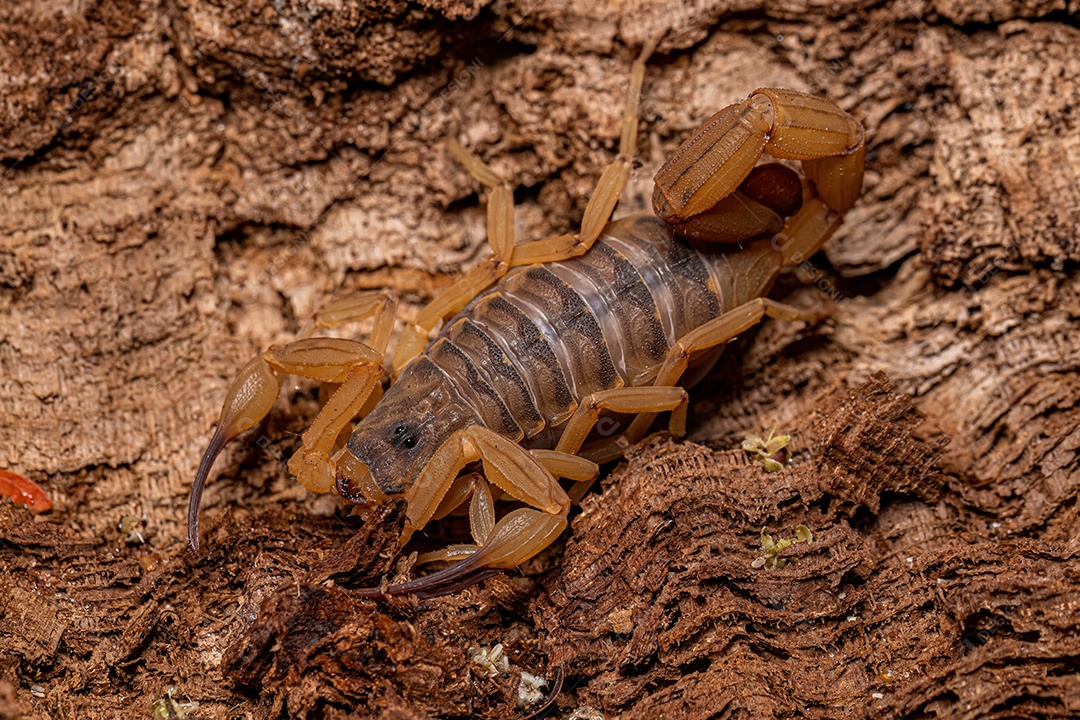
xmin=426 ymin=214 xmax=738 ymax=449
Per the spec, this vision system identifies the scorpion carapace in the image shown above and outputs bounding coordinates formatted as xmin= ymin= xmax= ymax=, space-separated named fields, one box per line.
xmin=188 ymin=47 xmax=865 ymax=598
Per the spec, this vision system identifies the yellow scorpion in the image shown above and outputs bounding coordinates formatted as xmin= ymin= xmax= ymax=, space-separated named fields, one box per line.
xmin=188 ymin=48 xmax=864 ymax=597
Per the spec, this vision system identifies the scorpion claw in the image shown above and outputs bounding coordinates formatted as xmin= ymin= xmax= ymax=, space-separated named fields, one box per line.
xmin=188 ymin=425 xmax=230 ymax=556
xmin=352 ymin=503 xmax=568 ymax=599
xmin=357 ymin=566 xmax=505 ymax=600
xmin=189 ymin=354 xmax=283 ymax=556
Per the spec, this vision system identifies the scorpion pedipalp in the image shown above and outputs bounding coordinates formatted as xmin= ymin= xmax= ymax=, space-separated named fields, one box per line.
xmin=188 ymin=354 xmax=281 ymax=555
xmin=187 ymin=292 xmax=395 ymax=555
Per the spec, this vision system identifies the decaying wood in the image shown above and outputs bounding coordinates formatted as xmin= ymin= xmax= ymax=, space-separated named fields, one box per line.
xmin=2 ymin=0 xmax=1080 ymax=717
xmin=537 ymin=375 xmax=1079 ymax=717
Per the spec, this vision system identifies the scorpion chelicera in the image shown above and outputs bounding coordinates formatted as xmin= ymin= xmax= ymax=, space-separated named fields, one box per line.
xmin=187 ymin=48 xmax=865 ymax=597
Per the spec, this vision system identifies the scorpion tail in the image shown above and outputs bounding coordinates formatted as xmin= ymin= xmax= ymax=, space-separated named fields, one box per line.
xmin=775 ymin=129 xmax=865 ymax=266
xmin=776 ymin=195 xmax=846 ymax=267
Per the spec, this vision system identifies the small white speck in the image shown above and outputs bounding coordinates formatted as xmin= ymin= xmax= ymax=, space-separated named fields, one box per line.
xmin=847 ymin=615 xmax=858 ymax=622
xmin=517 ymin=670 xmax=549 ymax=709
xmin=470 ymin=644 xmax=510 ymax=678
xmin=776 ymin=34 xmax=784 ymax=42
xmin=838 ymin=591 xmax=847 ymax=599
xmin=872 ymin=693 xmax=884 ymax=699
xmin=30 ymin=685 xmax=45 ymax=698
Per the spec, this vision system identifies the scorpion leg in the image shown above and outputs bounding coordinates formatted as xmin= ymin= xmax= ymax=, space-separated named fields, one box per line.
xmin=391 ymin=141 xmax=517 ymax=373
xmin=271 ymin=339 xmax=385 ymax=494
xmin=417 ymin=475 xmax=496 ymax=565
xmin=509 ymin=44 xmax=651 ymax=267
xmin=392 ymin=45 xmax=654 ymax=373
xmin=188 ymin=337 xmax=383 ymax=554
xmin=540 ymin=387 xmax=687 ymax=503
xmin=624 ymin=298 xmax=820 ymax=442
xmin=297 ymin=289 xmax=398 ymax=353
xmin=554 ymin=387 xmax=689 ymax=457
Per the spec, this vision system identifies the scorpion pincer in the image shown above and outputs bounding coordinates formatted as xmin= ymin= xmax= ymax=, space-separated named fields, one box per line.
xmin=187 ymin=47 xmax=865 ymax=597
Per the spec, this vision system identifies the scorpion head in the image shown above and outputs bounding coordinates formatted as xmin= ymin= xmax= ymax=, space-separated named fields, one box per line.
xmin=335 ymin=356 xmax=480 ymax=510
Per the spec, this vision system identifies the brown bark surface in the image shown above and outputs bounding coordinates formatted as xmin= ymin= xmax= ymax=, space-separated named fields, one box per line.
xmin=2 ymin=0 xmax=1080 ymax=717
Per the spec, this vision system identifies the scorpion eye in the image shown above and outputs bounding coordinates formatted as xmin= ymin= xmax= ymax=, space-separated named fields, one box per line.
xmin=391 ymin=424 xmax=418 ymax=450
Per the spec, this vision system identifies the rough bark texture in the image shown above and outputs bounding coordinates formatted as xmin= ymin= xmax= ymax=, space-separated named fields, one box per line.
xmin=2 ymin=0 xmax=1080 ymax=718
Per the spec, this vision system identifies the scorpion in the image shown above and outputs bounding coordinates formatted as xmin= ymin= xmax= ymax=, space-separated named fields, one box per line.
xmin=187 ymin=47 xmax=865 ymax=597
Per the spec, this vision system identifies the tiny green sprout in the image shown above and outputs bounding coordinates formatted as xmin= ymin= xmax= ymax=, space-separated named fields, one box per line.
xmin=742 ymin=425 xmax=793 ymax=472
xmin=753 ymin=525 xmax=814 ymax=570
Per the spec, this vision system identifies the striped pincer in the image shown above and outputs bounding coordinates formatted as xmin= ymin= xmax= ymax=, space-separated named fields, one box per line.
xmin=187 ymin=46 xmax=865 ymax=597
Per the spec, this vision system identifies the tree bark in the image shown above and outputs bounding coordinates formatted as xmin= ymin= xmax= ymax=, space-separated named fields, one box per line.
xmin=2 ymin=0 xmax=1079 ymax=717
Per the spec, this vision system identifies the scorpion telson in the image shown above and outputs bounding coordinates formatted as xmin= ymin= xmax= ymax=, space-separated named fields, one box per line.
xmin=188 ymin=46 xmax=865 ymax=598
